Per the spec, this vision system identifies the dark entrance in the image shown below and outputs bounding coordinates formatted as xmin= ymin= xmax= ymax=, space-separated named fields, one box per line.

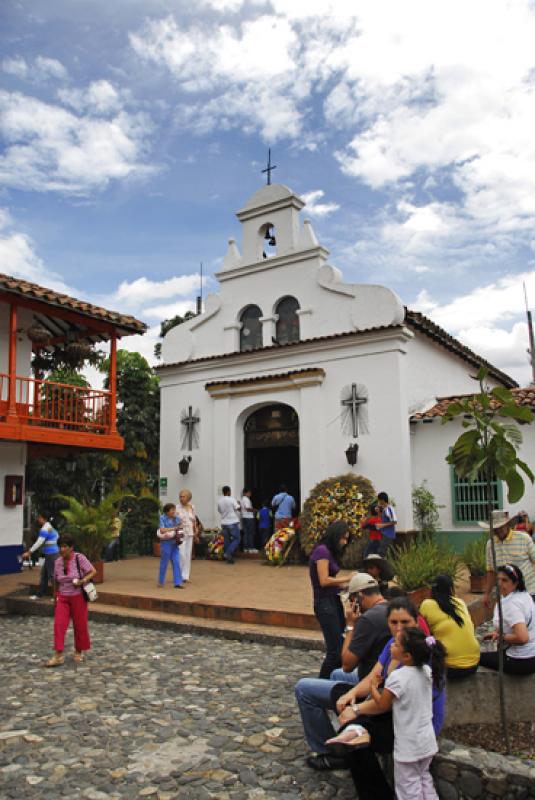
xmin=244 ymin=404 xmax=300 ymax=511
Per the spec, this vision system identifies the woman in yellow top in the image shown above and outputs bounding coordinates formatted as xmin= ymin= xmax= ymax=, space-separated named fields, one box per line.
xmin=420 ymin=574 xmax=479 ymax=679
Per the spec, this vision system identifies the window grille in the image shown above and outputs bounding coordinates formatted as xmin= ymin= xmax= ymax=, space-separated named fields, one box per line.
xmin=451 ymin=466 xmax=502 ymax=524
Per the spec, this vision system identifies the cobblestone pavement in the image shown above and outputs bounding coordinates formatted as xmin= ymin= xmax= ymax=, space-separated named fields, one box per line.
xmin=0 ymin=617 xmax=355 ymax=800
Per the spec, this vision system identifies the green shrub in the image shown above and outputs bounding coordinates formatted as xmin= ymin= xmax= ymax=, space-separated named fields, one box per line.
xmin=390 ymin=535 xmax=462 ymax=591
xmin=462 ymin=536 xmax=487 ymax=577
xmin=412 ymin=481 xmax=443 ymax=536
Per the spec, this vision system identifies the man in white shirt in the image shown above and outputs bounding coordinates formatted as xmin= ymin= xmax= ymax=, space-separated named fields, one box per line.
xmin=217 ymin=486 xmax=241 ymax=564
xmin=241 ymin=488 xmax=257 ymax=553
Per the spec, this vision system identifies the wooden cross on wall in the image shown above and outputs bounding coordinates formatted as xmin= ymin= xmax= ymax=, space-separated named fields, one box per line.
xmin=342 ymin=384 xmax=367 ymax=438
xmin=181 ymin=406 xmax=200 ymax=450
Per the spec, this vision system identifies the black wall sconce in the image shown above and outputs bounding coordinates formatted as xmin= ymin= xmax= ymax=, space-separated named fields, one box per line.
xmin=345 ymin=443 xmax=359 ymax=467
xmin=179 ymin=456 xmax=192 ymax=475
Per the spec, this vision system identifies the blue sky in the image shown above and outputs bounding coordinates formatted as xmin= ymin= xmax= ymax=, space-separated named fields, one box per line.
xmin=2 ymin=0 xmax=535 ymax=384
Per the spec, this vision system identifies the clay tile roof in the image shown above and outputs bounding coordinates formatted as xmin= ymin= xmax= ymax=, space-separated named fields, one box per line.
xmin=404 ymin=310 xmax=516 ymax=388
xmin=411 ymin=387 xmax=535 ymax=421
xmin=205 ymin=368 xmax=325 ymax=389
xmin=0 ymin=273 xmax=146 ymax=336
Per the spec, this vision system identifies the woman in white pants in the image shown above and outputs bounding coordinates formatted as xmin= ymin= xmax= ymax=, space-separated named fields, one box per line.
xmin=177 ymin=489 xmax=197 ymax=582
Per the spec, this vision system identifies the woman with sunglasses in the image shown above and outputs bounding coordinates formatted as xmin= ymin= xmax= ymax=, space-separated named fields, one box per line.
xmin=480 ymin=563 xmax=535 ymax=675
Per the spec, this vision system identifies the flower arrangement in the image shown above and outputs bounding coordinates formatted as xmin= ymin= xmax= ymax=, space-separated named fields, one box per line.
xmin=207 ymin=532 xmax=225 ymax=560
xmin=299 ymin=473 xmax=376 ymax=568
xmin=264 ymin=524 xmax=297 ymax=565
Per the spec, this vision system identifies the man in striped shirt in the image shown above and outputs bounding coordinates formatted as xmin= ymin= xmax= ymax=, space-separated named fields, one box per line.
xmin=482 ymin=509 xmax=535 ymax=605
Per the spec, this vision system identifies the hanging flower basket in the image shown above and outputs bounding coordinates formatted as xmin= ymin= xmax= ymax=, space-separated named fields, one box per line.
xmin=27 ymin=324 xmax=51 ymax=344
xmin=300 ymin=473 xmax=376 ymax=568
xmin=65 ymin=341 xmax=93 ymax=359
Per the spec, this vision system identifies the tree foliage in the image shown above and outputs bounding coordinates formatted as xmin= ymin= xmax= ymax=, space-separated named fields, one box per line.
xmin=154 ymin=311 xmax=196 ymax=359
xmin=443 ymin=368 xmax=534 ymax=503
xmin=412 ymin=481 xmax=443 ymax=536
xmin=100 ymin=350 xmax=160 ymax=494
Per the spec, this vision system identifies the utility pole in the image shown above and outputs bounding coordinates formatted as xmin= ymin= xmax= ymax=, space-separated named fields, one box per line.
xmin=524 ymin=283 xmax=535 ymax=385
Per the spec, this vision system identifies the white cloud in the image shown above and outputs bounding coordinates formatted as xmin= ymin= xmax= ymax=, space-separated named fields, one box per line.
xmin=0 ymin=207 xmax=73 ymax=293
xmin=142 ymin=299 xmax=197 ymax=320
xmin=0 ymin=89 xmax=155 ymax=194
xmin=58 ymin=80 xmax=123 ymax=114
xmin=412 ymin=271 xmax=535 ymax=333
xmin=114 ymin=275 xmax=202 ymax=305
xmin=2 ymin=55 xmax=67 ymax=82
xmin=2 ymin=57 xmax=29 ymax=79
xmin=34 ymin=56 xmax=68 ymax=81
xmin=130 ymin=14 xmax=303 ymax=140
xmin=301 ymin=190 xmax=340 ymax=217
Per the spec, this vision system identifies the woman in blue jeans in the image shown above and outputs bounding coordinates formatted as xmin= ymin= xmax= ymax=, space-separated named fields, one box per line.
xmin=309 ymin=521 xmax=351 ymax=678
xmin=157 ymin=503 xmax=184 ymax=588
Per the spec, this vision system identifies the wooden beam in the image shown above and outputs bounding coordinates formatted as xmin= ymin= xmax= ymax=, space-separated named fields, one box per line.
xmin=109 ymin=333 xmax=117 ymax=433
xmin=0 ymin=292 xmax=134 ymax=337
xmin=0 ymin=421 xmax=125 ymax=450
xmin=7 ymin=304 xmax=17 ymax=418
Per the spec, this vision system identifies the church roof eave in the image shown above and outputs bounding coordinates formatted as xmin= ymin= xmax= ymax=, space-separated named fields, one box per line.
xmin=411 ymin=386 xmax=535 ymax=421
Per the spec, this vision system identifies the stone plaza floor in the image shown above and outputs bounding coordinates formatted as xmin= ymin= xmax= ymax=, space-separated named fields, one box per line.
xmin=0 ymin=615 xmax=355 ymax=800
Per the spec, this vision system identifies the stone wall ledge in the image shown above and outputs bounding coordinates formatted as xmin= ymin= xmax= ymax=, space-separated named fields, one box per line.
xmin=445 ymin=668 xmax=535 ymax=725
xmin=434 ymin=738 xmax=535 ymax=799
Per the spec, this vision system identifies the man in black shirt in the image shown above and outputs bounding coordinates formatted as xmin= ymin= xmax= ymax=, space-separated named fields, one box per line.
xmin=295 ymin=573 xmax=390 ymax=771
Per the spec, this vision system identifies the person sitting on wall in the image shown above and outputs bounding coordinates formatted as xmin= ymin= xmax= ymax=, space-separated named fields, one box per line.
xmin=361 ymin=554 xmax=395 ymax=596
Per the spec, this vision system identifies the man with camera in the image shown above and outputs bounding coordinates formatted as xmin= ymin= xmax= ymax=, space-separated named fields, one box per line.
xmin=294 ymin=573 xmax=390 ymax=771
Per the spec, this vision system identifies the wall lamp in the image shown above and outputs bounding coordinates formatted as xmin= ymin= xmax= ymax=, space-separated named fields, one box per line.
xmin=179 ymin=456 xmax=192 ymax=475
xmin=345 ymin=443 xmax=359 ymax=467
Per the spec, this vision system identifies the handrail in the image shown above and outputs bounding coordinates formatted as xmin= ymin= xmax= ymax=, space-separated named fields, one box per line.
xmin=0 ymin=373 xmax=112 ymax=433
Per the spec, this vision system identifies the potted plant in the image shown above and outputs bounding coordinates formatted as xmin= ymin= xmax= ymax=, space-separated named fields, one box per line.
xmin=462 ymin=536 xmax=487 ymax=593
xmin=56 ymin=493 xmax=119 ymax=583
xmin=390 ymin=535 xmax=462 ymax=607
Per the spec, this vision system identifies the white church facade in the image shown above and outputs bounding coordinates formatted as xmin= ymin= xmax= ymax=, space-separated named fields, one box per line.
xmin=157 ymin=182 xmax=522 ymax=537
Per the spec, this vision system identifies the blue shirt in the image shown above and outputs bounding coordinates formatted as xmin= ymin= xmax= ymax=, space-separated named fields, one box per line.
xmin=40 ymin=522 xmax=59 ymax=555
xmin=257 ymin=507 xmax=272 ymax=528
xmin=381 ymin=505 xmax=397 ymax=540
xmin=159 ymin=513 xmax=180 ymax=529
xmin=378 ymin=637 xmax=445 ymax=735
xmin=271 ymin=492 xmax=295 ymax=519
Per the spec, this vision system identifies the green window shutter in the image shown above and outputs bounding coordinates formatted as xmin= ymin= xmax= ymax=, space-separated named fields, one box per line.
xmin=450 ymin=464 xmax=503 ymax=524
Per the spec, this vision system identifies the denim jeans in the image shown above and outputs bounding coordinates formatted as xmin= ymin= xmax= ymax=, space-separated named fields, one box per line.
xmin=158 ymin=540 xmax=183 ymax=586
xmin=330 ymin=667 xmax=359 ymax=684
xmin=241 ymin=517 xmax=255 ymax=550
xmin=105 ymin=538 xmax=120 ymax=562
xmin=363 ymin=538 xmax=382 ymax=558
xmin=294 ymin=677 xmax=339 ymax=754
xmin=314 ymin=595 xmax=345 ymax=678
xmin=222 ymin=523 xmax=240 ymax=559
xmin=38 ymin=553 xmax=59 ymax=597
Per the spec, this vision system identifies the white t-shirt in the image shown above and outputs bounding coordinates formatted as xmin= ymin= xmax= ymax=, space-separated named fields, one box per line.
xmin=217 ymin=496 xmax=240 ymax=525
xmin=385 ymin=664 xmax=437 ymax=763
xmin=241 ymin=495 xmax=254 ymax=519
xmin=494 ymin=591 xmax=535 ymax=659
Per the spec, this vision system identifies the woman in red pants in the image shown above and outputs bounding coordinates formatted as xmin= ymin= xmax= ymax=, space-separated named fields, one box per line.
xmin=46 ymin=533 xmax=96 ymax=667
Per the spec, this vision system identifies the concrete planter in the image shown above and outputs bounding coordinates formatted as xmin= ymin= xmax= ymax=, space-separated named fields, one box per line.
xmin=153 ymin=541 xmax=161 ymax=558
xmin=93 ymin=560 xmax=104 ymax=585
xmin=407 ymin=586 xmax=432 ymax=607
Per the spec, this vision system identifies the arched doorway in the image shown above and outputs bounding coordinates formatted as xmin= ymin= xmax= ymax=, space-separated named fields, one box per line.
xmin=244 ymin=404 xmax=300 ymax=511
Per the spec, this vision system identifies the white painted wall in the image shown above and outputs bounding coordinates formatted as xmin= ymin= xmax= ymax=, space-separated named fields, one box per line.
xmin=160 ymin=329 xmax=416 ymax=531
xmin=411 ymin=417 xmax=535 ymax=529
xmin=0 ymin=441 xmax=26 ymax=547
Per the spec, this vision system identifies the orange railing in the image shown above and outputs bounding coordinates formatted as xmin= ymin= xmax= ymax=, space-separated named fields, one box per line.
xmin=0 ymin=373 xmax=112 ymax=433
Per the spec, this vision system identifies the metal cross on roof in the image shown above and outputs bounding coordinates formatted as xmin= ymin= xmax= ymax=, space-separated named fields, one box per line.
xmin=181 ymin=406 xmax=200 ymax=450
xmin=262 ymin=148 xmax=277 ymax=185
xmin=342 ymin=383 xmax=367 ymax=438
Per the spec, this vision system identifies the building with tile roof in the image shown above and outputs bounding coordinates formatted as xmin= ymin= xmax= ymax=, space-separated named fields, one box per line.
xmin=158 ymin=182 xmax=525 ymax=539
xmin=0 ymin=276 xmax=146 ymax=573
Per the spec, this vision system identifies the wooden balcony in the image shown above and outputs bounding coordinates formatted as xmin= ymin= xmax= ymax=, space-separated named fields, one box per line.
xmin=0 ymin=373 xmax=124 ymax=450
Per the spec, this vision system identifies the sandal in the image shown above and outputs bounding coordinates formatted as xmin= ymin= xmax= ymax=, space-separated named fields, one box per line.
xmin=326 ymin=724 xmax=371 ymax=750
xmin=73 ymin=653 xmax=84 ymax=664
xmin=45 ymin=654 xmax=64 ymax=668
